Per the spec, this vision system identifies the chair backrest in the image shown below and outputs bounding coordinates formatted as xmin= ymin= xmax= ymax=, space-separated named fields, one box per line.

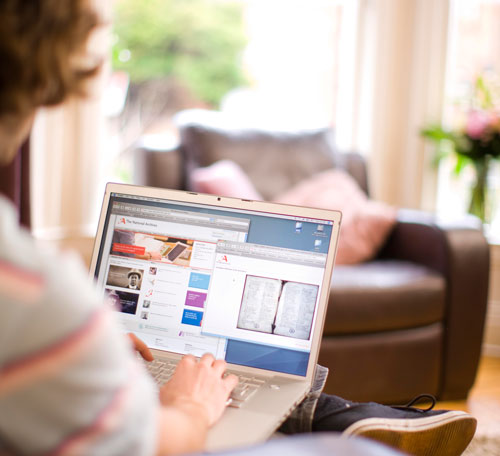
xmin=175 ymin=109 xmax=369 ymax=199
xmin=133 ymin=109 xmax=370 ymax=197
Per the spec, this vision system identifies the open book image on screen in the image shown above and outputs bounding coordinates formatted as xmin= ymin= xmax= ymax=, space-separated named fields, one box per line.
xmin=237 ymin=275 xmax=318 ymax=340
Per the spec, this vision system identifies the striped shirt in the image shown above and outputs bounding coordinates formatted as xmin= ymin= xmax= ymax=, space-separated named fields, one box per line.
xmin=0 ymin=197 xmax=159 ymax=455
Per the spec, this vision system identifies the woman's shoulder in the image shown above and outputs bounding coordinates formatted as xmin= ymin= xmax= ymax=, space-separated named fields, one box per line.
xmin=0 ymin=195 xmax=101 ymax=313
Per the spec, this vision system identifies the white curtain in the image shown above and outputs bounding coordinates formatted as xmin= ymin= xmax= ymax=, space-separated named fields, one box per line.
xmin=30 ymin=1 xmax=111 ymax=240
xmin=338 ymin=0 xmax=450 ymax=210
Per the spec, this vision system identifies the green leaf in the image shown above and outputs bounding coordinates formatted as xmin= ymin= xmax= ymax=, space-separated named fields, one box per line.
xmin=453 ymin=154 xmax=471 ymax=175
xmin=420 ymin=125 xmax=455 ymax=142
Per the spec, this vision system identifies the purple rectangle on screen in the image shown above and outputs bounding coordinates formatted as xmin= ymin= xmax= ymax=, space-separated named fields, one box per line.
xmin=185 ymin=291 xmax=207 ymax=309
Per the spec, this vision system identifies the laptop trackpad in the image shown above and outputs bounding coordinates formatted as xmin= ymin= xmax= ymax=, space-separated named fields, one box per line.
xmin=205 ymin=407 xmax=280 ymax=452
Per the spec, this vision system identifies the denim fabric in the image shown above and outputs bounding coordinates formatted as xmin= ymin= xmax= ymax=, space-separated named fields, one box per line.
xmin=278 ymin=365 xmax=329 ymax=434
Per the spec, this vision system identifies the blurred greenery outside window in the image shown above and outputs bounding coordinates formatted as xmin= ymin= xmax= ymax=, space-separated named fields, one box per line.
xmin=112 ymin=0 xmax=247 ymax=107
xmin=105 ymin=0 xmax=248 ymax=182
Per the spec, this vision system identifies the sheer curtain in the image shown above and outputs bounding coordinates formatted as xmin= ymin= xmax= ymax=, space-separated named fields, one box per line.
xmin=30 ymin=0 xmax=111 ymax=240
xmin=30 ymin=96 xmax=106 ymax=239
xmin=340 ymin=0 xmax=450 ymax=210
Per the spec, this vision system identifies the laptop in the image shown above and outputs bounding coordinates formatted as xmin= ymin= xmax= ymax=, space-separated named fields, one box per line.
xmin=89 ymin=183 xmax=342 ymax=451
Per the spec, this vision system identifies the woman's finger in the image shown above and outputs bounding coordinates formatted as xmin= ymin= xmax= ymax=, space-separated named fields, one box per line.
xmin=128 ymin=333 xmax=154 ymax=361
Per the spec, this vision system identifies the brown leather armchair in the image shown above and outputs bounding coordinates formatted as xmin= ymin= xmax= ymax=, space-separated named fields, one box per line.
xmin=133 ymin=109 xmax=490 ymax=403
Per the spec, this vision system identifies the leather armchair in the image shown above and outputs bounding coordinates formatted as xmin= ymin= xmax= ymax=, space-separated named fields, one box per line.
xmin=133 ymin=109 xmax=490 ymax=403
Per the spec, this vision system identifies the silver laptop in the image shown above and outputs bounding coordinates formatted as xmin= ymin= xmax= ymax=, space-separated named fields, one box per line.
xmin=89 ymin=183 xmax=341 ymax=452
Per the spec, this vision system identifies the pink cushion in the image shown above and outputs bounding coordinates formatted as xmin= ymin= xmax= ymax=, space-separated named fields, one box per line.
xmin=273 ymin=169 xmax=397 ymax=264
xmin=190 ymin=160 xmax=263 ymax=200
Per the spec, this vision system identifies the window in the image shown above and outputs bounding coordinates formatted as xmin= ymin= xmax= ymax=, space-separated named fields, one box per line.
xmin=30 ymin=0 xmax=358 ymax=238
xmin=104 ymin=0 xmax=355 ymax=184
xmin=438 ymin=0 xmax=500 ymax=237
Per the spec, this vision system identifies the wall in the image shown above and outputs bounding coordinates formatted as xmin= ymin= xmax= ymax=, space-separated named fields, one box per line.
xmin=484 ymin=243 xmax=500 ymax=357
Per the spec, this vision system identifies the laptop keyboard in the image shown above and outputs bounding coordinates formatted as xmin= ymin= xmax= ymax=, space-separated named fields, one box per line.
xmin=145 ymin=359 xmax=265 ymax=408
xmin=147 ymin=359 xmax=177 ymax=384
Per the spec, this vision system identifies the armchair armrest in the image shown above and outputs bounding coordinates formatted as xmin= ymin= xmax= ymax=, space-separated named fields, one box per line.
xmin=378 ymin=209 xmax=490 ymax=399
xmin=132 ymin=139 xmax=185 ymax=190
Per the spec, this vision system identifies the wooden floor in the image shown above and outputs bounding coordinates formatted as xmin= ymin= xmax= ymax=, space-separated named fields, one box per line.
xmin=437 ymin=357 xmax=500 ymax=436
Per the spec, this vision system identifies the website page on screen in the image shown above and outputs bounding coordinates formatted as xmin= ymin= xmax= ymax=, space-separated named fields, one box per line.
xmin=95 ymin=193 xmax=334 ymax=376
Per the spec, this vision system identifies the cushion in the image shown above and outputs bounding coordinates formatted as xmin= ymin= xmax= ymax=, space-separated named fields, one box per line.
xmin=273 ymin=169 xmax=397 ymax=264
xmin=190 ymin=160 xmax=263 ymax=200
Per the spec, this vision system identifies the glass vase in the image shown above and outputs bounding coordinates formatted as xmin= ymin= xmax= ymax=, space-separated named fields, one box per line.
xmin=468 ymin=156 xmax=490 ymax=223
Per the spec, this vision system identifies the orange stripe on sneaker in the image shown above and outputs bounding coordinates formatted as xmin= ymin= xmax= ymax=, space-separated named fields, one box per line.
xmin=0 ymin=308 xmax=111 ymax=396
xmin=49 ymin=361 xmax=140 ymax=456
xmin=0 ymin=260 xmax=45 ymax=304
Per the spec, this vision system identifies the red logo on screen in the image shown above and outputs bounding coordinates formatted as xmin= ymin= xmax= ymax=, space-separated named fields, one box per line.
xmin=219 ymin=255 xmax=228 ymax=263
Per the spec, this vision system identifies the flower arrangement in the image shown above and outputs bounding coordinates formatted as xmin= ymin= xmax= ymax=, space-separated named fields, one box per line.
xmin=421 ymin=76 xmax=500 ymax=222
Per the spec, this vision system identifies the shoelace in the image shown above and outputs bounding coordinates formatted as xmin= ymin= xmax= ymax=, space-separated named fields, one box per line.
xmin=391 ymin=393 xmax=437 ymax=413
xmin=316 ymin=393 xmax=438 ymax=418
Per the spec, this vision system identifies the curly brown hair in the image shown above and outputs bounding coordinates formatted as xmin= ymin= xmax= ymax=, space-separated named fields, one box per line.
xmin=0 ymin=0 xmax=101 ymax=116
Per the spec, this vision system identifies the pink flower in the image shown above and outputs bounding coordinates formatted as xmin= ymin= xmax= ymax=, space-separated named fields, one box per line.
xmin=466 ymin=110 xmax=490 ymax=139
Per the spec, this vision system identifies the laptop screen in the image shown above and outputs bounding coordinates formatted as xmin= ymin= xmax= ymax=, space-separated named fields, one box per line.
xmin=94 ymin=192 xmax=335 ymax=376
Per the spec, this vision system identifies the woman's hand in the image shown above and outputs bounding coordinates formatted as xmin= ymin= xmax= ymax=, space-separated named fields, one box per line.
xmin=125 ymin=338 xmax=237 ymax=454
xmin=159 ymin=353 xmax=238 ymax=427
xmin=127 ymin=333 xmax=154 ymax=362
